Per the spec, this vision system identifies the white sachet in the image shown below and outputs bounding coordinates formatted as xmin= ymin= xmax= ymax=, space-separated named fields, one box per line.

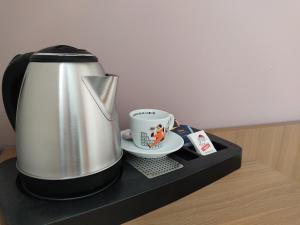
xmin=187 ymin=130 xmax=217 ymax=156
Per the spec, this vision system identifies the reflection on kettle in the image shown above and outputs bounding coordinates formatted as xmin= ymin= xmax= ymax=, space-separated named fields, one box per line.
xmin=82 ymin=74 xmax=119 ymax=121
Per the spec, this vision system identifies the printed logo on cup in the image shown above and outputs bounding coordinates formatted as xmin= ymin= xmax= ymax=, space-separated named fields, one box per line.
xmin=129 ymin=109 xmax=175 ymax=150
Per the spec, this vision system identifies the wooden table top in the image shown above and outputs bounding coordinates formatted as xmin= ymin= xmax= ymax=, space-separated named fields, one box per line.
xmin=124 ymin=161 xmax=300 ymax=225
xmin=2 ymin=121 xmax=300 ymax=225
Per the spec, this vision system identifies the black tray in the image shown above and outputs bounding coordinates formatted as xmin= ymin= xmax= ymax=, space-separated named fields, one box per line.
xmin=0 ymin=131 xmax=241 ymax=225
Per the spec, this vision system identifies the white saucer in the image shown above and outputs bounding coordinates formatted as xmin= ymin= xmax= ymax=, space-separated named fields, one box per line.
xmin=121 ymin=129 xmax=184 ymax=158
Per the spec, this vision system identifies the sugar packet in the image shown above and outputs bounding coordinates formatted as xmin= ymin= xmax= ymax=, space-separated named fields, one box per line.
xmin=187 ymin=130 xmax=217 ymax=156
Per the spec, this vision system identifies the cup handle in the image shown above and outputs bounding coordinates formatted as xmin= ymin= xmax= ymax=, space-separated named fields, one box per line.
xmin=168 ymin=114 xmax=175 ymax=130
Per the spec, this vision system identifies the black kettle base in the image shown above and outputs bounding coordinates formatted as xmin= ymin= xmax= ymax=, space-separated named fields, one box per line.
xmin=16 ymin=174 xmax=120 ymax=201
xmin=16 ymin=159 xmax=122 ymax=201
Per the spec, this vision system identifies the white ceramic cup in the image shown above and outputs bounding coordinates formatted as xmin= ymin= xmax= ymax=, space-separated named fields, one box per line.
xmin=129 ymin=109 xmax=175 ymax=150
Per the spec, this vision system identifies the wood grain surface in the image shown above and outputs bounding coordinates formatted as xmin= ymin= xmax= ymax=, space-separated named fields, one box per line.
xmin=124 ymin=161 xmax=300 ymax=225
xmin=209 ymin=121 xmax=300 ymax=181
xmin=1 ymin=121 xmax=300 ymax=225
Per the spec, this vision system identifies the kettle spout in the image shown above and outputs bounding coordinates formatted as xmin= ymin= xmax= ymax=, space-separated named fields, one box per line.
xmin=82 ymin=74 xmax=119 ymax=120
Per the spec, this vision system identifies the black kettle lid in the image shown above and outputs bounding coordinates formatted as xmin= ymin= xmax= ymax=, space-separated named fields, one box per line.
xmin=30 ymin=45 xmax=98 ymax=62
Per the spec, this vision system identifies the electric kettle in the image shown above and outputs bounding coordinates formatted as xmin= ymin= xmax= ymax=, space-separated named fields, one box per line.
xmin=2 ymin=45 xmax=123 ymax=199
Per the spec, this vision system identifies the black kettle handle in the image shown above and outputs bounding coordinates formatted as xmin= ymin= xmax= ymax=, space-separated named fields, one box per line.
xmin=2 ymin=52 xmax=33 ymax=130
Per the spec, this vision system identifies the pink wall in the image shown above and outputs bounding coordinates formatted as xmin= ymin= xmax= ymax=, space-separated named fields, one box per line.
xmin=0 ymin=1 xmax=300 ymax=145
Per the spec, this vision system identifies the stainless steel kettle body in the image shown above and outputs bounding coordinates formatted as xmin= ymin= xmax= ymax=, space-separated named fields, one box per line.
xmin=17 ymin=62 xmax=122 ymax=179
xmin=2 ymin=46 xmax=122 ymax=198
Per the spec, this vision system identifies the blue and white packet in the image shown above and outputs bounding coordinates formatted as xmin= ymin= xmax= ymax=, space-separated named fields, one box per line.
xmin=172 ymin=125 xmax=194 ymax=147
